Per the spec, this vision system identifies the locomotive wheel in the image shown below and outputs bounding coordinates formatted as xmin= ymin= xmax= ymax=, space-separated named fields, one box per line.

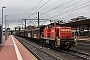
xmin=54 ymin=41 xmax=58 ymax=47
xmin=51 ymin=41 xmax=55 ymax=47
xmin=66 ymin=46 xmax=69 ymax=49
xmin=43 ymin=40 xmax=46 ymax=45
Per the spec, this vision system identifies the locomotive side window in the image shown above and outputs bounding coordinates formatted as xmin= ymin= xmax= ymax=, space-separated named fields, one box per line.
xmin=56 ymin=24 xmax=60 ymax=27
xmin=48 ymin=24 xmax=53 ymax=28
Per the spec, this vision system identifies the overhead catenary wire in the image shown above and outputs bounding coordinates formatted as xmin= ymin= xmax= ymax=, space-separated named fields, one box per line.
xmin=54 ymin=4 xmax=90 ymax=21
xmin=40 ymin=0 xmax=66 ymax=19
xmin=26 ymin=0 xmax=50 ymax=18
xmin=37 ymin=0 xmax=50 ymax=12
xmin=29 ymin=21 xmax=37 ymax=26
xmin=39 ymin=0 xmax=62 ymax=12
xmin=22 ymin=0 xmax=90 ymax=24
xmin=40 ymin=21 xmax=46 ymax=25
xmin=23 ymin=0 xmax=43 ymax=19
xmin=51 ymin=2 xmax=90 ymax=21
xmin=41 ymin=0 xmax=75 ymax=15
xmin=41 ymin=0 xmax=84 ymax=17
xmin=48 ymin=0 xmax=90 ymax=20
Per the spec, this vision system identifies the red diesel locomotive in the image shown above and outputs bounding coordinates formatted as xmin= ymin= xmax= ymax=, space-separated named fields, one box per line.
xmin=42 ymin=22 xmax=76 ymax=48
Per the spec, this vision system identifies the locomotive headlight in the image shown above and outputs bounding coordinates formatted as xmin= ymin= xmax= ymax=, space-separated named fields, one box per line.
xmin=74 ymin=38 xmax=76 ymax=41
xmin=58 ymin=39 xmax=60 ymax=40
xmin=57 ymin=39 xmax=60 ymax=46
xmin=74 ymin=36 xmax=77 ymax=41
xmin=74 ymin=37 xmax=77 ymax=45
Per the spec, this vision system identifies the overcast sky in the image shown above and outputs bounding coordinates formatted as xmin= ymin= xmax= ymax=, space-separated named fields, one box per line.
xmin=0 ymin=0 xmax=90 ymax=30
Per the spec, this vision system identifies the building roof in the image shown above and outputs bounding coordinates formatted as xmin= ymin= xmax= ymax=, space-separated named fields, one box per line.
xmin=60 ymin=19 xmax=90 ymax=28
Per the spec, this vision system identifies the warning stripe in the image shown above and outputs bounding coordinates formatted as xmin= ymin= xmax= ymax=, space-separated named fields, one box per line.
xmin=11 ymin=35 xmax=23 ymax=60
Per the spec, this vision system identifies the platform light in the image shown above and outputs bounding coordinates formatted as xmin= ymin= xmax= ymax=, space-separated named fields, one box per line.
xmin=1 ymin=6 xmax=6 ymax=44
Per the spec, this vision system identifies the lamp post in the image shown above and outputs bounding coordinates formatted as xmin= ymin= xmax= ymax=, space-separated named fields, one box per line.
xmin=5 ymin=15 xmax=7 ymax=40
xmin=2 ymin=6 xmax=6 ymax=44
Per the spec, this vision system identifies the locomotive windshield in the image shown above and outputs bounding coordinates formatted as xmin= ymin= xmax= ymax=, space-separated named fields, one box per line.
xmin=48 ymin=23 xmax=60 ymax=28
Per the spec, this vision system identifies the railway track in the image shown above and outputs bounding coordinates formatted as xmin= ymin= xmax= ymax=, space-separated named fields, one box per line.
xmin=71 ymin=42 xmax=90 ymax=57
xmin=15 ymin=36 xmax=90 ymax=60
xmin=77 ymin=43 xmax=90 ymax=52
xmin=61 ymin=49 xmax=90 ymax=60
xmin=77 ymin=43 xmax=90 ymax=48
xmin=37 ymin=39 xmax=90 ymax=60
xmin=49 ymin=46 xmax=90 ymax=60
xmin=15 ymin=36 xmax=62 ymax=60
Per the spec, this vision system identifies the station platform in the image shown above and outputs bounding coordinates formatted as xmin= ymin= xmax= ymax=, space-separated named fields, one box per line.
xmin=0 ymin=35 xmax=37 ymax=60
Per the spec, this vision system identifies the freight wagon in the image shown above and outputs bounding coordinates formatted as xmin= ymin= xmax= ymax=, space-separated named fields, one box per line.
xmin=16 ymin=22 xmax=77 ymax=48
